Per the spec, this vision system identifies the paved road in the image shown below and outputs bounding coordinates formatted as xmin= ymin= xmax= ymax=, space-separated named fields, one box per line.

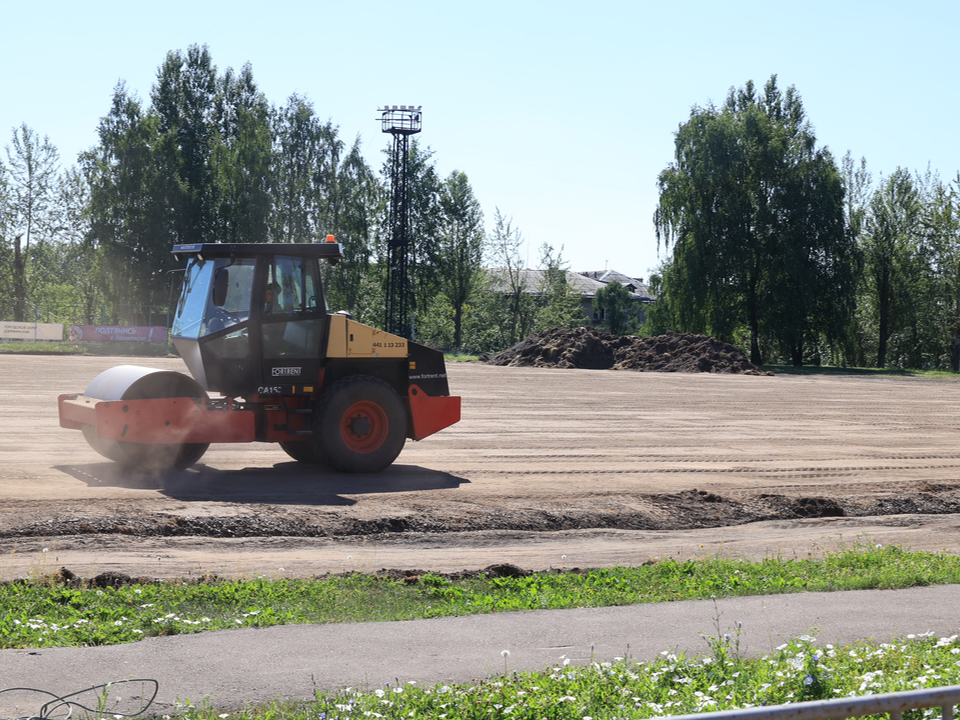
xmin=1 ymin=585 xmax=959 ymax=716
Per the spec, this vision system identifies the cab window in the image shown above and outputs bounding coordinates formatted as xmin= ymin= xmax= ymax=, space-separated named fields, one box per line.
xmin=265 ymin=255 xmax=323 ymax=317
xmin=262 ymin=255 xmax=325 ymax=359
xmin=203 ymin=258 xmax=255 ymax=335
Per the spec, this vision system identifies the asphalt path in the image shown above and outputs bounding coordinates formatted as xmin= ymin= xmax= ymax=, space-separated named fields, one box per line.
xmin=1 ymin=585 xmax=959 ymax=717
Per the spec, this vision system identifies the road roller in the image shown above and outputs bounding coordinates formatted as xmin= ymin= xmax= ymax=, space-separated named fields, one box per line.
xmin=58 ymin=240 xmax=461 ymax=474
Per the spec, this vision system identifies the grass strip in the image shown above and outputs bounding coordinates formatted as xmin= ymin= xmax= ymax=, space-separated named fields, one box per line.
xmin=296 ymin=633 xmax=960 ymax=720
xmin=116 ymin=633 xmax=960 ymax=720
xmin=2 ymin=543 xmax=959 ymax=650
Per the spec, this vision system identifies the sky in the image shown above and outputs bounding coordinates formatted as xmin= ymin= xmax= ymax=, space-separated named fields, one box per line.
xmin=2 ymin=0 xmax=958 ymax=281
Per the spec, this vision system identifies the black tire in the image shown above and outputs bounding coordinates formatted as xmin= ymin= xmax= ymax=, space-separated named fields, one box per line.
xmin=278 ymin=440 xmax=323 ymax=464
xmin=312 ymin=375 xmax=407 ymax=473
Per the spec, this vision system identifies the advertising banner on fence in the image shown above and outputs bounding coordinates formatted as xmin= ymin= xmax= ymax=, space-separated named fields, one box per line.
xmin=0 ymin=322 xmax=64 ymax=341
xmin=68 ymin=325 xmax=168 ymax=343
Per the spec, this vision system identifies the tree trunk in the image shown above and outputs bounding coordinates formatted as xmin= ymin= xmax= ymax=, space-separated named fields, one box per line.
xmin=747 ymin=267 xmax=762 ymax=366
xmin=750 ymin=324 xmax=761 ymax=366
xmin=877 ymin=273 xmax=890 ymax=368
xmin=953 ymin=269 xmax=960 ymax=373
xmin=791 ymin=339 xmax=804 ymax=367
xmin=13 ymin=235 xmax=26 ymax=323
xmin=453 ymin=304 xmax=463 ymax=349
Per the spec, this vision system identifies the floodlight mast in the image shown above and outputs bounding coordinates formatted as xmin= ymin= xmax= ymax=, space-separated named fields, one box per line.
xmin=379 ymin=105 xmax=422 ymax=339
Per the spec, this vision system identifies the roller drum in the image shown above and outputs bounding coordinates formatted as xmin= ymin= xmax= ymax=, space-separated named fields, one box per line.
xmin=81 ymin=365 xmax=210 ymax=472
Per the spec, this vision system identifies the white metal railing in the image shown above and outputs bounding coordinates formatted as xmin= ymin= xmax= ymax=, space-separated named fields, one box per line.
xmin=665 ymin=685 xmax=960 ymax=720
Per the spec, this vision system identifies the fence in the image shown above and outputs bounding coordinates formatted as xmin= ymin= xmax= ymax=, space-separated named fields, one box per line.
xmin=0 ymin=302 xmax=171 ymax=329
xmin=667 ymin=685 xmax=960 ymax=720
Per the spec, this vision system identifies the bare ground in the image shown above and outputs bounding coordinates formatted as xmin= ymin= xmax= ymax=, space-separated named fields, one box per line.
xmin=3 ymin=355 xmax=960 ymax=581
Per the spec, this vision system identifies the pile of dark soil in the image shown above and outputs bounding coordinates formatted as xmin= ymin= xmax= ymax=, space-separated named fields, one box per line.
xmin=488 ymin=327 xmax=771 ymax=375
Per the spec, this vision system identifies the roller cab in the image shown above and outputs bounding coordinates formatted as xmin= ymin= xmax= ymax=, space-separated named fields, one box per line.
xmin=59 ymin=241 xmax=460 ymax=474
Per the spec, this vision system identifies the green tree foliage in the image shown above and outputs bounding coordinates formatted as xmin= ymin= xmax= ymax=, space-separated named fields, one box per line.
xmin=486 ymin=208 xmax=536 ymax=347
xmin=212 ymin=63 xmax=272 ymax=243
xmin=0 ymin=128 xmax=106 ymax=326
xmin=25 ymin=52 xmax=960 ymax=372
xmin=536 ymin=243 xmax=586 ymax=330
xmin=843 ymin=152 xmax=873 ymax=244
xmin=452 ymin=232 xmax=588 ymax=354
xmin=925 ymin=174 xmax=960 ymax=370
xmin=841 ymin=153 xmax=872 ymax=366
xmin=271 ymin=94 xmax=380 ymax=314
xmin=435 ymin=170 xmax=484 ymax=348
xmin=457 ymin=270 xmax=510 ymax=353
xmin=84 ymin=46 xmax=335 ymax=317
xmin=151 ymin=45 xmax=275 ymax=247
xmin=374 ymin=138 xmax=442 ymax=333
xmin=6 ymin=45 xmax=386 ymax=328
xmin=653 ymin=76 xmax=854 ymax=366
xmin=389 ymin=140 xmax=442 ymax=320
xmin=270 ymin=93 xmax=352 ymax=245
xmin=861 ymin=168 xmax=922 ymax=367
xmin=22 ymin=166 xmax=104 ymax=326
xmin=271 ymin=93 xmax=331 ymax=244
xmin=593 ymin=280 xmax=635 ymax=335
xmin=841 ymin=167 xmax=960 ymax=372
xmin=859 ymin=169 xmax=960 ymax=371
xmin=321 ymin=137 xmax=382 ymax=315
xmin=83 ymin=83 xmax=171 ymax=316
xmin=56 ymin=166 xmax=103 ymax=324
xmin=420 ymin=237 xmax=586 ymax=354
xmin=151 ymin=45 xmax=220 ymax=245
xmin=0 ymin=158 xmax=13 ymax=319
xmin=4 ymin=124 xmax=60 ymax=321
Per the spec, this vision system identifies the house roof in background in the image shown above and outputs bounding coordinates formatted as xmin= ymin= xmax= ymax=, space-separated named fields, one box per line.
xmin=486 ymin=268 xmax=656 ymax=300
xmin=579 ymin=270 xmax=654 ymax=298
xmin=486 ymin=269 xmax=606 ymax=297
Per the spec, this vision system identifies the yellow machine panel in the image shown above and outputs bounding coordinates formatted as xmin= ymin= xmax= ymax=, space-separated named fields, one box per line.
xmin=326 ymin=314 xmax=408 ymax=359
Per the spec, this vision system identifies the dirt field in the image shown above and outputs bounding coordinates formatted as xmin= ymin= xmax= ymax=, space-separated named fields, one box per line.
xmin=3 ymin=354 xmax=960 ymax=581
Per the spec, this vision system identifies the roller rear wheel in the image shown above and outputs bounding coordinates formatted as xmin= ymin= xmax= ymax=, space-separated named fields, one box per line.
xmin=312 ymin=375 xmax=406 ymax=473
xmin=278 ymin=441 xmax=323 ymax=464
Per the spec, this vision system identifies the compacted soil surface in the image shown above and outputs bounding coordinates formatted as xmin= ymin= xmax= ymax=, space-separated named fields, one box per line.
xmin=2 ymin=352 xmax=960 ymax=581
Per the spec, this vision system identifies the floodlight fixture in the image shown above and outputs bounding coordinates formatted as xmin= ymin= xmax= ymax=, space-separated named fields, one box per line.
xmin=378 ymin=105 xmax=423 ymax=135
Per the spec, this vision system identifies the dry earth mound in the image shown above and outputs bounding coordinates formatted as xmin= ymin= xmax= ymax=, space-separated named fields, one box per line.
xmin=488 ymin=327 xmax=770 ymax=375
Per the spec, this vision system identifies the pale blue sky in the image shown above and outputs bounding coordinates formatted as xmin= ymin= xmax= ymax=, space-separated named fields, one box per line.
xmin=3 ymin=0 xmax=957 ymax=279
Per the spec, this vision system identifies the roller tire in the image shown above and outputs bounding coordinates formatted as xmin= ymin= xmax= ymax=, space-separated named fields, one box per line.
xmin=312 ymin=375 xmax=407 ymax=473
xmin=278 ymin=440 xmax=324 ymax=464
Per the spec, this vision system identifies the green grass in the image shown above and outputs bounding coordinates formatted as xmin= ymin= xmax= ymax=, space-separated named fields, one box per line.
xmin=26 ymin=634 xmax=960 ymax=720
xmin=97 ymin=625 xmax=960 ymax=720
xmin=240 ymin=634 xmax=960 ymax=720
xmin=4 ymin=543 xmax=959 ymax=651
xmin=10 ymin=544 xmax=960 ymax=719
xmin=760 ymin=363 xmax=960 ymax=380
xmin=444 ymin=352 xmax=481 ymax=362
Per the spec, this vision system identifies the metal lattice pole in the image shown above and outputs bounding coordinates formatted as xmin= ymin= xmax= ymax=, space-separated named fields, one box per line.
xmin=379 ymin=105 xmax=421 ymax=339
